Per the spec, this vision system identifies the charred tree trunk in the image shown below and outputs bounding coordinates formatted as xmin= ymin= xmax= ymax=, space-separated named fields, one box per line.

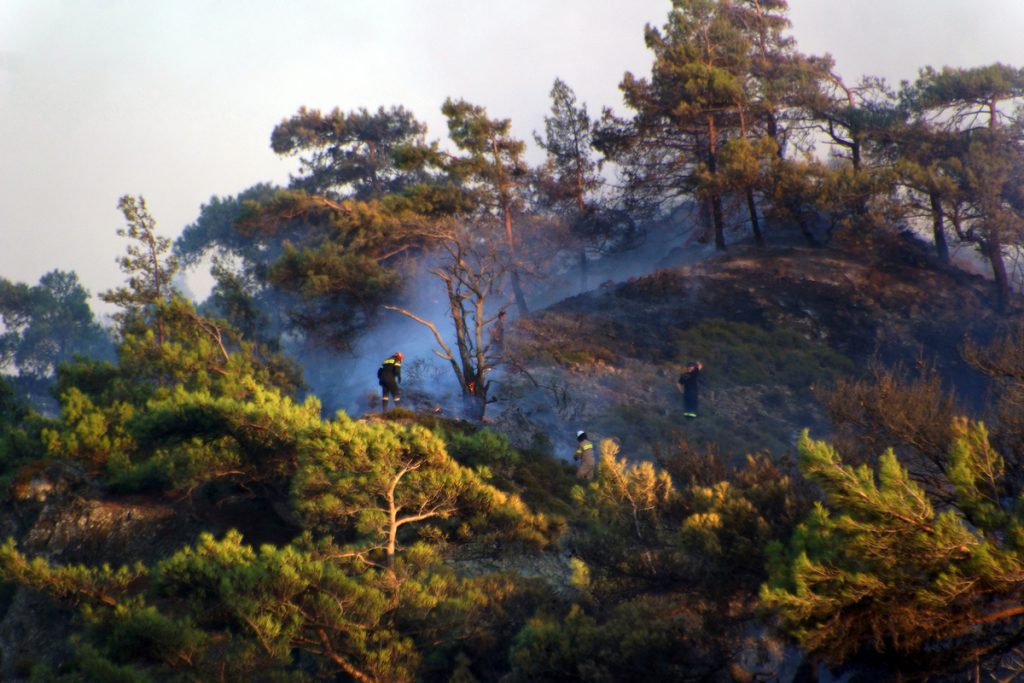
xmin=984 ymin=230 xmax=1010 ymax=312
xmin=788 ymin=196 xmax=817 ymax=246
xmin=579 ymin=247 xmax=588 ymax=293
xmin=576 ymin=185 xmax=588 ymax=293
xmin=509 ymin=270 xmax=528 ymax=315
xmin=929 ymin=191 xmax=950 ymax=264
xmin=707 ymin=115 xmax=727 ymax=251
xmin=462 ymin=391 xmax=487 ymax=421
xmin=711 ymin=191 xmax=726 ymax=250
xmin=746 ymin=186 xmax=765 ymax=247
xmin=503 ymin=202 xmax=529 ymax=315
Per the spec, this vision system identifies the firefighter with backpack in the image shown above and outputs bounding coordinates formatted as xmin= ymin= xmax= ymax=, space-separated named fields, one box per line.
xmin=378 ymin=352 xmax=403 ymax=411
xmin=677 ymin=361 xmax=703 ymax=418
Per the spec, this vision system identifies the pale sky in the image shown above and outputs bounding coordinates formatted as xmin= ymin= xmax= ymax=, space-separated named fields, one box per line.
xmin=2 ymin=0 xmax=1024 ymax=310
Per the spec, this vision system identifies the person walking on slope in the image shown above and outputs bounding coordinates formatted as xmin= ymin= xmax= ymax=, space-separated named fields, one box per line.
xmin=574 ymin=430 xmax=595 ymax=480
xmin=378 ymin=352 xmax=403 ymax=411
xmin=677 ymin=361 xmax=703 ymax=418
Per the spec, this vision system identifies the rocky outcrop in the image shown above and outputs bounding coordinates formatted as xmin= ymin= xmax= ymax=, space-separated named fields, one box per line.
xmin=0 ymin=491 xmax=199 ymax=678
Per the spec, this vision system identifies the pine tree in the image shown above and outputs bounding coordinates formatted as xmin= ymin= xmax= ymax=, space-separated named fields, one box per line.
xmin=608 ymin=0 xmax=752 ymax=249
xmin=534 ymin=79 xmax=604 ymax=289
xmin=271 ymin=105 xmax=436 ymax=200
xmin=441 ymin=98 xmax=531 ymax=314
xmin=0 ymin=270 xmax=110 ymax=381
xmin=101 ymin=195 xmax=179 ymax=345
xmin=1 ymin=410 xmax=551 ymax=681
xmin=901 ymin=64 xmax=1024 ymax=307
xmin=535 ymin=79 xmax=600 ymax=219
xmin=762 ymin=428 xmax=1024 ymax=673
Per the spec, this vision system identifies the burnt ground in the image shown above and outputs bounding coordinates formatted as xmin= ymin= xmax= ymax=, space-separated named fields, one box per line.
xmin=493 ymin=237 xmax=1007 ymax=463
xmin=0 ymin=231 xmax=1014 ymax=679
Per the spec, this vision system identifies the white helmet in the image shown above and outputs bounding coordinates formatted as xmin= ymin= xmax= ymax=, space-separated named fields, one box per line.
xmin=576 ymin=430 xmax=586 ymax=439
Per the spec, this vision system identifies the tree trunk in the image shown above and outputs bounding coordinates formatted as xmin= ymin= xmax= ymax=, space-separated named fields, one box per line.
xmin=707 ymin=115 xmax=727 ymax=251
xmin=929 ymin=191 xmax=950 ymax=264
xmin=766 ymin=112 xmax=784 ymax=159
xmin=462 ymin=391 xmax=486 ymax=421
xmin=698 ymin=198 xmax=713 ymax=244
xmin=746 ymin=187 xmax=765 ymax=247
xmin=711 ymin=191 xmax=727 ymax=250
xmin=387 ymin=504 xmax=398 ymax=571
xmin=787 ymin=196 xmax=816 ymax=246
xmin=503 ymin=200 xmax=529 ymax=315
xmin=984 ymin=230 xmax=1010 ymax=312
xmin=579 ymin=247 xmax=588 ymax=293
xmin=509 ymin=270 xmax=528 ymax=315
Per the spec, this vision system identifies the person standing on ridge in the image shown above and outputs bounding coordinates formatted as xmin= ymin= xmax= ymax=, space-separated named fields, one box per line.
xmin=677 ymin=361 xmax=703 ymax=418
xmin=574 ymin=430 xmax=595 ymax=480
xmin=378 ymin=352 xmax=403 ymax=412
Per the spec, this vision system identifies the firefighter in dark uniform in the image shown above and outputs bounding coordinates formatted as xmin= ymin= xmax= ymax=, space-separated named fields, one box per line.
xmin=677 ymin=361 xmax=703 ymax=418
xmin=378 ymin=352 xmax=403 ymax=411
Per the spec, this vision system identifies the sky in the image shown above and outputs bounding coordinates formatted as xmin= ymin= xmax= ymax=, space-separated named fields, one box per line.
xmin=2 ymin=0 xmax=1024 ymax=312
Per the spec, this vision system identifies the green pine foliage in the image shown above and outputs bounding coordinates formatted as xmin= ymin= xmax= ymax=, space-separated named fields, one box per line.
xmin=122 ymin=380 xmax=320 ymax=491
xmin=292 ymin=414 xmax=558 ymax=559
xmin=441 ymin=426 xmax=576 ymax=516
xmin=40 ymin=386 xmax=136 ymax=478
xmin=235 ymin=188 xmax=443 ymax=350
xmin=32 ymin=203 xmax=305 ymax=492
xmin=40 ymin=337 xmax=307 ymax=491
xmin=7 ymin=1 xmax=1024 ymax=679
xmin=506 ymin=598 xmax=717 ymax=682
xmin=569 ymin=439 xmax=807 ymax=594
xmin=761 ymin=427 xmax=1024 ymax=667
xmin=0 ymin=531 xmax=484 ymax=682
xmin=502 ymin=436 xmax=812 ymax=680
xmin=1 ymin=408 xmax=563 ymax=680
xmin=1 ymin=338 xmax=564 ymax=680
xmin=681 ymin=454 xmax=803 ymax=584
xmin=0 ymin=539 xmax=144 ymax=608
xmin=100 ymin=195 xmax=180 ymax=342
xmin=270 ymin=105 xmax=437 ymax=200
xmin=0 ymin=377 xmax=48 ymax=493
xmin=0 ymin=270 xmax=111 ymax=382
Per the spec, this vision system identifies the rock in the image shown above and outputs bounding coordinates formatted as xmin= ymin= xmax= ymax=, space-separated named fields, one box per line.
xmin=0 ymin=494 xmax=199 ymax=678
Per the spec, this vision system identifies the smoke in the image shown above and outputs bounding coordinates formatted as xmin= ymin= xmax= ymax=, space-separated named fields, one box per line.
xmin=296 ymin=210 xmax=711 ymax=431
xmin=528 ymin=206 xmax=708 ymax=310
xmin=296 ymin=258 xmax=476 ymax=419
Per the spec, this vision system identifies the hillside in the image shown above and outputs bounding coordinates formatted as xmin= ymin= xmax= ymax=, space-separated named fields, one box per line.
xmin=6 ymin=0 xmax=1024 ymax=676
xmin=0 ymin=233 xmax=1019 ymax=682
xmin=495 ymin=235 xmax=1002 ymax=460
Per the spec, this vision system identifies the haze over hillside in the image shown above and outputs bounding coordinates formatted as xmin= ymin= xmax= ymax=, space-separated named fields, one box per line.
xmin=2 ymin=1 xmax=1024 ymax=680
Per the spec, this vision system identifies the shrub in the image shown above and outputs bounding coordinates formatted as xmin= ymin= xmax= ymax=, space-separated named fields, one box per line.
xmin=671 ymin=318 xmax=852 ymax=389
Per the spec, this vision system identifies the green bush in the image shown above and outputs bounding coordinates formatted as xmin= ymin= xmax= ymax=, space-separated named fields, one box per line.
xmin=448 ymin=429 xmax=521 ymax=473
xmin=507 ymin=598 xmax=721 ymax=682
xmin=671 ymin=318 xmax=852 ymax=389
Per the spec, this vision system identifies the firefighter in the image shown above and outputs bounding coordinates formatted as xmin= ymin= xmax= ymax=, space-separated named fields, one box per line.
xmin=574 ymin=430 xmax=595 ymax=480
xmin=677 ymin=361 xmax=703 ymax=418
xmin=378 ymin=352 xmax=403 ymax=411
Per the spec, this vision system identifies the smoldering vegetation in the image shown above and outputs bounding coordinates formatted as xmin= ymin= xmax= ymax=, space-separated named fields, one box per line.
xmin=5 ymin=2 xmax=1024 ymax=679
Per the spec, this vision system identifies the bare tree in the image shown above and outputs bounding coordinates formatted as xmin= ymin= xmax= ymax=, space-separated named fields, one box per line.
xmin=385 ymin=218 xmax=510 ymax=420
